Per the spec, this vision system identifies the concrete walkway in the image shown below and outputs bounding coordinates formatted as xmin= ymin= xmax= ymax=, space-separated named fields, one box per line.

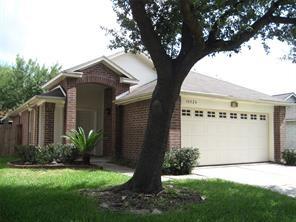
xmin=195 ymin=163 xmax=296 ymax=198
xmin=91 ymin=158 xmax=296 ymax=198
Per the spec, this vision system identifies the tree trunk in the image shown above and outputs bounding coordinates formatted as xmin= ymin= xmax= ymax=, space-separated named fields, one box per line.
xmin=121 ymin=76 xmax=182 ymax=193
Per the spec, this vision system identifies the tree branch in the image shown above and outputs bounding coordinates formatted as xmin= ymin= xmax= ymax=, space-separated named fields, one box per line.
xmin=180 ymin=0 xmax=205 ymax=49
xmin=129 ymin=0 xmax=170 ymax=70
xmin=271 ymin=16 xmax=296 ymax=24
xmin=175 ymin=0 xmax=207 ymax=81
xmin=206 ymin=0 xmax=286 ymax=52
xmin=208 ymin=1 xmax=245 ymax=43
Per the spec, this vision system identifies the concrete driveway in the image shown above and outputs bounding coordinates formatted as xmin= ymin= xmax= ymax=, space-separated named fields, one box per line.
xmin=193 ymin=163 xmax=296 ymax=198
xmin=92 ymin=158 xmax=296 ymax=198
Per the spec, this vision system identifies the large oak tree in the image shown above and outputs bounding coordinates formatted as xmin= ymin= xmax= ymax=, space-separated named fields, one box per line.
xmin=107 ymin=0 xmax=296 ymax=194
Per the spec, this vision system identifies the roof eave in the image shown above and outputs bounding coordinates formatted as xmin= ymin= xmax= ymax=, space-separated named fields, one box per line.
xmin=115 ymin=90 xmax=293 ymax=106
xmin=5 ymin=96 xmax=65 ymax=118
xmin=64 ymin=56 xmax=139 ymax=82
xmin=41 ymin=72 xmax=83 ymax=90
xmin=120 ymin=77 xmax=139 ymax=85
xmin=180 ymin=91 xmax=294 ymax=106
xmin=115 ymin=93 xmax=152 ymax=105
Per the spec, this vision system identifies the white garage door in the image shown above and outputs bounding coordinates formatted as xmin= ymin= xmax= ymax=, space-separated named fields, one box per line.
xmin=181 ymin=109 xmax=269 ymax=165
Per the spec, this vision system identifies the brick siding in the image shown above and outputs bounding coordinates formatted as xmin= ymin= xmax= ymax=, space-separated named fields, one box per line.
xmin=121 ymin=98 xmax=181 ymax=161
xmin=20 ymin=110 xmax=29 ymax=145
xmin=103 ymin=88 xmax=114 ymax=156
xmin=274 ymin=106 xmax=286 ymax=162
xmin=64 ymin=78 xmax=77 ymax=134
xmin=44 ymin=103 xmax=55 ymax=145
xmin=33 ymin=106 xmax=39 ymax=145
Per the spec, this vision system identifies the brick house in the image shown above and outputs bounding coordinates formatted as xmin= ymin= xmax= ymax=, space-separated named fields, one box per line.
xmin=273 ymin=93 xmax=296 ymax=151
xmin=4 ymin=52 xmax=292 ymax=165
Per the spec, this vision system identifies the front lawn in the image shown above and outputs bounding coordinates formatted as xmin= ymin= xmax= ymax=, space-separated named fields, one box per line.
xmin=0 ymin=156 xmax=295 ymax=222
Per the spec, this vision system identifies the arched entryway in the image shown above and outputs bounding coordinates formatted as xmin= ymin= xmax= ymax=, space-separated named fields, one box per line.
xmin=76 ymin=83 xmax=106 ymax=156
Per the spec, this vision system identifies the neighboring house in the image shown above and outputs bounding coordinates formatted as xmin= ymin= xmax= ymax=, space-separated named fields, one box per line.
xmin=4 ymin=52 xmax=292 ymax=165
xmin=273 ymin=92 xmax=296 ymax=150
xmin=0 ymin=111 xmax=7 ymax=124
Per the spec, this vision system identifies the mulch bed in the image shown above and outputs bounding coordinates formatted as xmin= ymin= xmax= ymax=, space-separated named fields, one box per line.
xmin=80 ymin=184 xmax=204 ymax=214
xmin=7 ymin=160 xmax=103 ymax=169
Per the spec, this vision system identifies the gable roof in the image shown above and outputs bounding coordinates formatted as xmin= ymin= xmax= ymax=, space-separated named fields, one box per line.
xmin=273 ymin=92 xmax=296 ymax=101
xmin=116 ymin=71 xmax=288 ymax=105
xmin=3 ymin=86 xmax=66 ymax=119
xmin=40 ymin=85 xmax=66 ymax=98
xmin=42 ymin=55 xmax=139 ymax=90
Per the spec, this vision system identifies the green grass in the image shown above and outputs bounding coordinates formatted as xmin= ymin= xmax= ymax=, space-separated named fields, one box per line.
xmin=0 ymin=156 xmax=295 ymax=222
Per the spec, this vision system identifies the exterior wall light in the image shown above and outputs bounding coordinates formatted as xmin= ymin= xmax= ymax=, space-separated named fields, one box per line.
xmin=231 ymin=101 xmax=238 ymax=108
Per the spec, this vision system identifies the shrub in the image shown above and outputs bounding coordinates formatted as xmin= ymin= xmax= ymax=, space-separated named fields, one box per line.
xmin=162 ymin=147 xmax=200 ymax=175
xmin=63 ymin=127 xmax=103 ymax=164
xmin=15 ymin=145 xmax=37 ymax=163
xmin=51 ymin=144 xmax=78 ymax=163
xmin=35 ymin=145 xmax=55 ymax=164
xmin=15 ymin=144 xmax=78 ymax=164
xmin=282 ymin=149 xmax=296 ymax=166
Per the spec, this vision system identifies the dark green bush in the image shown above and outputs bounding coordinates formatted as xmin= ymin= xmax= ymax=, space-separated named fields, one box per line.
xmin=282 ymin=149 xmax=296 ymax=166
xmin=15 ymin=145 xmax=37 ymax=163
xmin=35 ymin=145 xmax=55 ymax=164
xmin=162 ymin=147 xmax=200 ymax=175
xmin=51 ymin=144 xmax=78 ymax=163
xmin=15 ymin=144 xmax=78 ymax=164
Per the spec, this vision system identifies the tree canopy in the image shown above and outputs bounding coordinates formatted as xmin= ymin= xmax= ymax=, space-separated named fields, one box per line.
xmin=0 ymin=56 xmax=61 ymax=112
xmin=108 ymin=0 xmax=295 ymax=61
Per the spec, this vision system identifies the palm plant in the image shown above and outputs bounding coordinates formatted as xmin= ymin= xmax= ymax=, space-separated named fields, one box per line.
xmin=63 ymin=127 xmax=103 ymax=164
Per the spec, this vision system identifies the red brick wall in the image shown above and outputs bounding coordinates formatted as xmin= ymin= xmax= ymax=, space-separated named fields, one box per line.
xmin=121 ymin=98 xmax=181 ymax=161
xmin=63 ymin=78 xmax=77 ymax=134
xmin=33 ymin=106 xmax=39 ymax=145
xmin=20 ymin=111 xmax=29 ymax=145
xmin=103 ymin=88 xmax=114 ymax=156
xmin=274 ymin=106 xmax=286 ymax=163
xmin=168 ymin=99 xmax=181 ymax=149
xmin=77 ymin=63 xmax=130 ymax=93
xmin=121 ymin=100 xmax=150 ymax=160
xmin=44 ymin=103 xmax=55 ymax=145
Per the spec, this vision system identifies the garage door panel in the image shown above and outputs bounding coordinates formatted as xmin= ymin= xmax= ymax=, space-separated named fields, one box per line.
xmin=181 ymin=108 xmax=269 ymax=165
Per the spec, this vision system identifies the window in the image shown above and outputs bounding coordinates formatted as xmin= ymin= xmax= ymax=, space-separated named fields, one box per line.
xmin=260 ymin=115 xmax=266 ymax=120
xmin=195 ymin=110 xmax=203 ymax=117
xmin=240 ymin=113 xmax=247 ymax=119
xmin=251 ymin=114 xmax=257 ymax=120
xmin=219 ymin=112 xmax=227 ymax=118
xmin=230 ymin=113 xmax=237 ymax=119
xmin=207 ymin=111 xmax=215 ymax=118
xmin=182 ymin=109 xmax=191 ymax=116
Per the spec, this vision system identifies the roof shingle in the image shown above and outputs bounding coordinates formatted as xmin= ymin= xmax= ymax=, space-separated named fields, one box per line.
xmin=116 ymin=71 xmax=285 ymax=103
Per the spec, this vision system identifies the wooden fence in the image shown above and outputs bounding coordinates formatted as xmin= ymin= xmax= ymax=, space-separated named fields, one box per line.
xmin=0 ymin=124 xmax=22 ymax=155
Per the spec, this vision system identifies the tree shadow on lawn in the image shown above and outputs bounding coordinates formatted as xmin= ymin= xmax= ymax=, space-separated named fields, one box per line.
xmin=0 ymin=156 xmax=16 ymax=169
xmin=0 ymin=179 xmax=296 ymax=222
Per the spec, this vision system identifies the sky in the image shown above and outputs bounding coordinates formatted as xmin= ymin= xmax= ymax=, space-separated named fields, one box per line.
xmin=0 ymin=0 xmax=295 ymax=95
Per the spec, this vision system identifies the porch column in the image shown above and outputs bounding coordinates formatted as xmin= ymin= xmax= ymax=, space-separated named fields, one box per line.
xmin=274 ymin=106 xmax=286 ymax=163
xmin=33 ymin=106 xmax=39 ymax=145
xmin=44 ymin=102 xmax=55 ymax=145
xmin=65 ymin=79 xmax=77 ymax=134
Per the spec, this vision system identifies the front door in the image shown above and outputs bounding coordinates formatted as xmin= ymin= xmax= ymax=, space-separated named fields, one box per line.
xmin=77 ymin=109 xmax=103 ymax=156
